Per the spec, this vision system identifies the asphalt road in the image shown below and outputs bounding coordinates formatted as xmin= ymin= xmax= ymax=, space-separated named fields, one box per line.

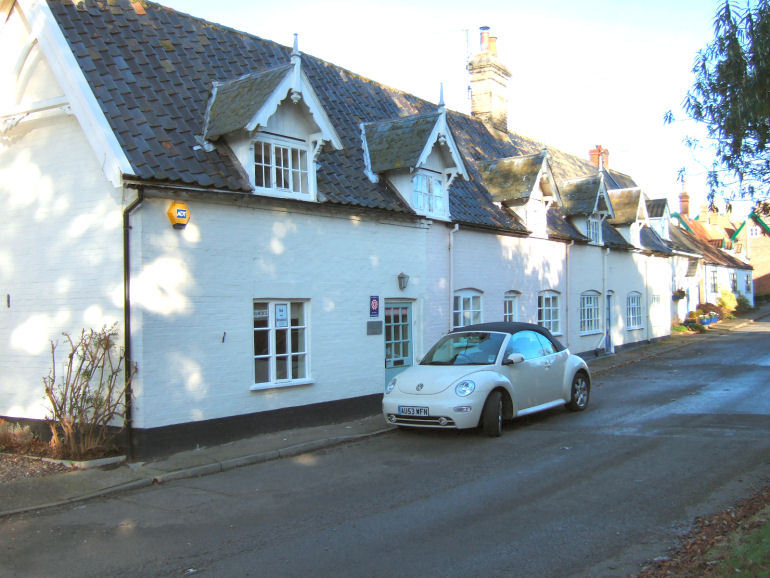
xmin=2 ymin=322 xmax=769 ymax=577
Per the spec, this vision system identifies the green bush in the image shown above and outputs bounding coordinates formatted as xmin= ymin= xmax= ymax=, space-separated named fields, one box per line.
xmin=736 ymin=294 xmax=752 ymax=313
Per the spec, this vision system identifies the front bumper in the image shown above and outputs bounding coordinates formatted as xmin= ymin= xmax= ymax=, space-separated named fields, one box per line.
xmin=382 ymin=394 xmax=482 ymax=429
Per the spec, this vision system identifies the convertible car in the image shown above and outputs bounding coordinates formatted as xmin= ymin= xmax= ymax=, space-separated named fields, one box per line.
xmin=382 ymin=322 xmax=591 ymax=436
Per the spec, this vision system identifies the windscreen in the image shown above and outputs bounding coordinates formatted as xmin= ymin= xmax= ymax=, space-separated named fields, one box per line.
xmin=421 ymin=332 xmax=505 ymax=366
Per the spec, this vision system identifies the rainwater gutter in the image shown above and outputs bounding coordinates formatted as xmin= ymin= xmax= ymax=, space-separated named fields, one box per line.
xmin=122 ymin=188 xmax=144 ymax=460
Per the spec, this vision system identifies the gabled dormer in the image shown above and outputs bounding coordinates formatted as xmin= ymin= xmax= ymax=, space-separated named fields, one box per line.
xmin=478 ymin=150 xmax=559 ymax=237
xmin=607 ymin=188 xmax=648 ymax=247
xmin=646 ymin=198 xmax=671 ymax=241
xmin=201 ymin=37 xmax=342 ymax=202
xmin=360 ymin=102 xmax=467 ymax=220
xmin=559 ymin=174 xmax=614 ymax=245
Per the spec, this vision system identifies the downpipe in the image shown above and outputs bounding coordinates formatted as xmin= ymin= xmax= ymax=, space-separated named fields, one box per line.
xmin=122 ymin=188 xmax=143 ymax=460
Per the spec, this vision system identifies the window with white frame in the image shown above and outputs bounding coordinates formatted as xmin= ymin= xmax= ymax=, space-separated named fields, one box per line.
xmin=749 ymin=225 xmax=761 ymax=238
xmin=453 ymin=289 xmax=482 ymax=328
xmin=537 ymin=291 xmax=561 ymax=334
xmin=730 ymin=272 xmax=738 ymax=292
xmin=503 ymin=291 xmax=519 ymax=322
xmin=253 ymin=300 xmax=309 ymax=388
xmin=587 ymin=217 xmax=602 ymax=244
xmin=413 ymin=171 xmax=446 ymax=218
xmin=579 ymin=291 xmax=601 ymax=334
xmin=746 ymin=275 xmax=752 ymax=293
xmin=709 ymin=269 xmax=718 ymax=293
xmin=254 ymin=136 xmax=309 ymax=198
xmin=626 ymin=292 xmax=643 ymax=329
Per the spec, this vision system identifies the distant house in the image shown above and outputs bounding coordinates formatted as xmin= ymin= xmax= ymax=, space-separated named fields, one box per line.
xmin=1 ymin=0 xmax=674 ymax=456
xmin=732 ymin=212 xmax=770 ymax=296
xmin=672 ymin=192 xmax=754 ymax=308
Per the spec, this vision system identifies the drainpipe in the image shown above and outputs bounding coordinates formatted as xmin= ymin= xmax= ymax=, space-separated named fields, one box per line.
xmin=565 ymin=241 xmax=573 ymax=348
xmin=449 ymin=224 xmax=460 ymax=332
xmin=645 ymin=256 xmax=651 ymax=342
xmin=122 ymin=188 xmax=143 ymax=460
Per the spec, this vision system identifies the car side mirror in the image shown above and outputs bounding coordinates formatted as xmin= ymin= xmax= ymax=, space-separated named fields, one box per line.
xmin=503 ymin=353 xmax=525 ymax=365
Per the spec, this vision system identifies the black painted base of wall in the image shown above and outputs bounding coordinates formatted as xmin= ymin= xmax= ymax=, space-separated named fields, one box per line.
xmin=3 ymin=394 xmax=382 ymax=460
xmin=129 ymin=393 xmax=382 ymax=459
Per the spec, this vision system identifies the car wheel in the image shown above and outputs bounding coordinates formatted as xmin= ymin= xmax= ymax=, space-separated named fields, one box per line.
xmin=567 ymin=371 xmax=590 ymax=411
xmin=481 ymin=390 xmax=503 ymax=437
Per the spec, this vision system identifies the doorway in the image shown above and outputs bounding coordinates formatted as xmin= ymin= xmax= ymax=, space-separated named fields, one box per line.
xmin=384 ymin=302 xmax=413 ymax=385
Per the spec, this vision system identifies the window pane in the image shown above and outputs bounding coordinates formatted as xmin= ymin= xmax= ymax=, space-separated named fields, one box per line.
xmin=276 ymin=357 xmax=287 ymax=380
xmin=254 ymin=331 xmax=269 ymax=356
xmin=254 ymin=358 xmax=269 ymax=384
xmin=292 ymin=354 xmax=307 ymax=379
xmin=254 ymin=142 xmax=270 ymax=188
xmin=291 ymin=328 xmax=305 ymax=353
xmin=276 ymin=329 xmax=287 ymax=355
xmin=253 ymin=302 xmax=269 ymax=328
xmin=291 ymin=302 xmax=304 ymax=326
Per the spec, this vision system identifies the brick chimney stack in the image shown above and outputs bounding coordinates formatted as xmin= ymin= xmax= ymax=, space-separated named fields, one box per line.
xmin=589 ymin=145 xmax=609 ymax=170
xmin=468 ymin=26 xmax=511 ymax=134
xmin=679 ymin=181 xmax=690 ymax=217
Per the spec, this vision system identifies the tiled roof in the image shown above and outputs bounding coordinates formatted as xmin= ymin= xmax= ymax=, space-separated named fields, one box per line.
xmin=203 ymin=65 xmax=291 ymax=141
xmin=601 ymin=220 xmax=634 ymax=250
xmin=608 ymin=189 xmax=644 ymax=226
xmin=560 ymin=176 xmax=603 ymax=216
xmin=48 ymin=0 xmax=529 ymax=230
xmin=478 ymin=151 xmax=547 ymax=206
xmin=363 ymin=112 xmax=440 ymax=173
xmin=547 ymin=206 xmax=590 ymax=242
xmin=670 ymin=225 xmax=752 ymax=269
xmin=46 ymin=0 xmax=657 ymax=244
xmin=640 ymin=225 xmax=672 ymax=255
xmin=646 ymin=198 xmax=668 ymax=219
xmin=603 ymin=169 xmax=637 ymax=190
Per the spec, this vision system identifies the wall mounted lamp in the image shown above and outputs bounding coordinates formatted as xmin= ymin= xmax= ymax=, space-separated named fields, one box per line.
xmin=397 ymin=272 xmax=409 ymax=291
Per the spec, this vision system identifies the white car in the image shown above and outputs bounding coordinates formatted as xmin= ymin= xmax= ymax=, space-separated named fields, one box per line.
xmin=382 ymin=322 xmax=591 ymax=436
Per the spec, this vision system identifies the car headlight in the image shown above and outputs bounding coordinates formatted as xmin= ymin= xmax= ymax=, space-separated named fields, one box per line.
xmin=455 ymin=379 xmax=475 ymax=397
xmin=385 ymin=378 xmax=397 ymax=395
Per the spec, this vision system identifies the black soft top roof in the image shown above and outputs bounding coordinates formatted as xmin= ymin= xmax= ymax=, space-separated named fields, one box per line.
xmin=452 ymin=322 xmax=566 ymax=352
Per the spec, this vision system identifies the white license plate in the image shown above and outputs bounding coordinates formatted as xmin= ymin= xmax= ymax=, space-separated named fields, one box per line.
xmin=398 ymin=406 xmax=429 ymax=416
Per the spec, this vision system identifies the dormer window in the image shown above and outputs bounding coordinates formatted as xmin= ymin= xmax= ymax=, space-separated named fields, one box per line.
xmin=414 ymin=171 xmax=446 ymax=217
xmin=254 ymin=136 xmax=309 ymax=197
xmin=587 ymin=217 xmax=602 ymax=244
xmin=361 ymin=104 xmax=468 ymax=221
xmin=201 ymin=37 xmax=342 ymax=202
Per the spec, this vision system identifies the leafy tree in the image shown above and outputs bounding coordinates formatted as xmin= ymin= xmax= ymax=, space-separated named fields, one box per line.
xmin=672 ymin=1 xmax=770 ymax=212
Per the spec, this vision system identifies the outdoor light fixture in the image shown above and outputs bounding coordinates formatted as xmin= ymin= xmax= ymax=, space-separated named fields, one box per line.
xmin=397 ymin=272 xmax=409 ymax=291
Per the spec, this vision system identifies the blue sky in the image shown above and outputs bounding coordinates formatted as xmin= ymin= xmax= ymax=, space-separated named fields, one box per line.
xmin=161 ymin=0 xmax=734 ymax=216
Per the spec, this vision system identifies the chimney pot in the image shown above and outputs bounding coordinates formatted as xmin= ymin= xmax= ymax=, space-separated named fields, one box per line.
xmin=480 ymin=26 xmax=490 ymax=51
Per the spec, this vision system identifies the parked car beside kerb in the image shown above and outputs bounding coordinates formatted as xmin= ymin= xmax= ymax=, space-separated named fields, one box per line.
xmin=382 ymin=322 xmax=591 ymax=436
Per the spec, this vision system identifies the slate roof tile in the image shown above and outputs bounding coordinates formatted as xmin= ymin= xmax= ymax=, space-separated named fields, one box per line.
xmin=640 ymin=225 xmax=672 ymax=255
xmin=601 ymin=220 xmax=634 ymax=250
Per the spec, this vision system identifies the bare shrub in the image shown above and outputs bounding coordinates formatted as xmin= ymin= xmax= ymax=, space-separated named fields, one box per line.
xmin=43 ymin=324 xmax=136 ymax=459
xmin=0 ymin=419 xmax=34 ymax=450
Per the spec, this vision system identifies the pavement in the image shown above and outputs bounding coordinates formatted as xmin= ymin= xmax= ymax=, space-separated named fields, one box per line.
xmin=2 ymin=304 xmax=769 ymax=519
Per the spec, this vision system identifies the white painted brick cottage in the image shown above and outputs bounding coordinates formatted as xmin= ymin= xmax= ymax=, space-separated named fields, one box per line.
xmin=2 ymin=0 xmax=680 ymax=456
